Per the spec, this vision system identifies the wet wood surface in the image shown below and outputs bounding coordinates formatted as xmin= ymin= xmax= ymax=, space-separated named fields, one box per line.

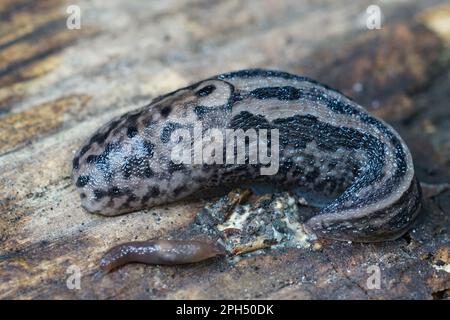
xmin=1 ymin=0 xmax=450 ymax=299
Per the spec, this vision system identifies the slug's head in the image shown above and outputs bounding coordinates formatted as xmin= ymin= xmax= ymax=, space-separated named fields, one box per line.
xmin=71 ymin=79 xmax=234 ymax=216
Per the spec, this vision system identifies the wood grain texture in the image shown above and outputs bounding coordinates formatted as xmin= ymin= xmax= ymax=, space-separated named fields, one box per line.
xmin=0 ymin=0 xmax=449 ymax=299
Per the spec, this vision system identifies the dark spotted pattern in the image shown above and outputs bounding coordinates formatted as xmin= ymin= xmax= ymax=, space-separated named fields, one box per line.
xmin=72 ymin=69 xmax=421 ymax=242
xmin=160 ymin=122 xmax=184 ymax=143
xmin=160 ymin=106 xmax=171 ymax=117
xmin=196 ymin=84 xmax=216 ymax=97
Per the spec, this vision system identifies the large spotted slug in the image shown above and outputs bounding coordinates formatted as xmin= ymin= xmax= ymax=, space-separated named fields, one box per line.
xmin=72 ymin=69 xmax=422 ymax=268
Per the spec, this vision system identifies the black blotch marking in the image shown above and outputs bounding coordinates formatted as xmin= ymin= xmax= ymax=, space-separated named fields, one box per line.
xmin=85 ymin=142 xmax=121 ymax=181
xmin=143 ymin=141 xmax=154 ymax=158
xmin=328 ymin=160 xmax=338 ymax=170
xmin=126 ymin=112 xmax=141 ymax=127
xmin=244 ymin=81 xmax=408 ymax=183
xmin=231 ymin=91 xmax=244 ymax=103
xmin=122 ymin=156 xmax=142 ymax=179
xmin=87 ymin=119 xmax=121 ymax=147
xmin=216 ymin=69 xmax=348 ymax=99
xmin=168 ymin=161 xmax=186 ymax=173
xmin=292 ymin=165 xmax=304 ymax=177
xmin=305 ymin=167 xmax=320 ymax=183
xmin=250 ymin=86 xmax=303 ymax=100
xmin=193 ymin=106 xmax=209 ymax=120
xmin=80 ymin=193 xmax=86 ymax=199
xmin=160 ymin=106 xmax=172 ymax=117
xmin=76 ymin=175 xmax=90 ymax=188
xmin=160 ymin=122 xmax=184 ymax=143
xmin=127 ymin=126 xmax=138 ymax=138
xmin=202 ymin=163 xmax=213 ymax=172
xmin=93 ymin=189 xmax=106 ymax=200
xmin=196 ymin=84 xmax=216 ymax=97
xmin=110 ymin=186 xmax=121 ymax=196
xmin=78 ymin=145 xmax=91 ymax=158
xmin=103 ymin=186 xmax=131 ymax=198
xmin=173 ymin=185 xmax=187 ymax=197
xmin=119 ymin=190 xmax=138 ymax=209
xmin=141 ymin=186 xmax=160 ymax=204
xmin=73 ymin=156 xmax=80 ymax=170
xmin=228 ymin=111 xmax=271 ymax=130
xmin=228 ymin=111 xmax=387 ymax=210
xmin=150 ymin=186 xmax=160 ymax=197
xmin=222 ymin=69 xmax=406 ymax=174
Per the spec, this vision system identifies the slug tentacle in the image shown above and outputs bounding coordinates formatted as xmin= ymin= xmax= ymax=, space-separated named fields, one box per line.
xmin=73 ymin=69 xmax=422 ymax=243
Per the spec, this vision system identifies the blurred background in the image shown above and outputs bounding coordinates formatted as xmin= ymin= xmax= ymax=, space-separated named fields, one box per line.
xmin=0 ymin=0 xmax=449 ymax=299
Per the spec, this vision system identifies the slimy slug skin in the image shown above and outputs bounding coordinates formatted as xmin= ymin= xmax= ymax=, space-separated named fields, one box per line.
xmin=99 ymin=240 xmax=226 ymax=272
xmin=72 ymin=69 xmax=422 ymax=243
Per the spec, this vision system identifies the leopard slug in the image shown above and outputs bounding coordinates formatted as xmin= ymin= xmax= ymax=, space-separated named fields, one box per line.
xmin=72 ymin=69 xmax=422 ymax=247
xmin=99 ymin=240 xmax=225 ymax=272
